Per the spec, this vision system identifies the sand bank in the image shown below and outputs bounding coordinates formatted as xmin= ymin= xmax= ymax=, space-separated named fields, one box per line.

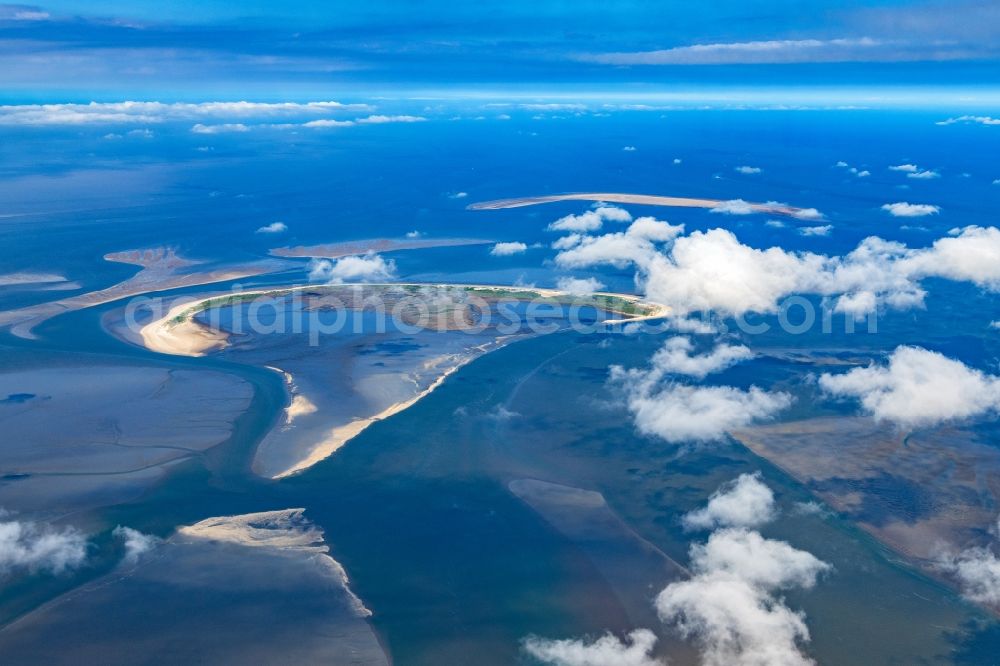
xmin=139 ymin=297 xmax=234 ymax=357
xmin=468 ymin=192 xmax=809 ymax=217
xmin=0 ymin=248 xmax=291 ymax=339
xmin=271 ymin=236 xmax=494 ymax=258
xmin=267 ymin=345 xmax=503 ymax=479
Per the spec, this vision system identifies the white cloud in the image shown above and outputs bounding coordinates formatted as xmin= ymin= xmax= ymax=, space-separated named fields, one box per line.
xmin=549 ymin=206 xmax=632 ymax=233
xmin=623 ymin=145 xmax=637 ymax=151
xmin=735 ymin=166 xmax=762 ymax=175
xmin=611 ymin=368 xmax=792 ymax=443
xmin=255 ymin=221 xmax=287 ymax=234
xmin=641 ymin=337 xmax=754 ymax=380
xmin=710 ymin=199 xmax=755 ymax=215
xmin=908 ymin=169 xmax=940 ymax=180
xmin=798 ymin=225 xmax=833 ymax=237
xmin=673 ymin=158 xmax=682 ymax=164
xmin=554 ymin=217 xmax=683 ymax=271
xmin=3 ymin=7 xmax=50 ymax=20
xmin=765 ymin=220 xmax=786 ymax=229
xmin=657 ymin=477 xmax=830 ymax=666
xmin=356 ymin=114 xmax=426 ymax=124
xmin=527 ymin=476 xmax=828 ymax=666
xmin=889 ymin=164 xmax=919 ymax=172
xmin=819 ymin=346 xmax=1000 ymax=428
xmin=554 ymin=223 xmax=1000 ymax=318
xmin=112 ymin=526 xmax=160 ymax=565
xmin=936 ymin=115 xmax=1000 ymax=127
xmin=581 ymin=37 xmax=887 ymax=65
xmin=683 ymin=472 xmax=776 ymax=531
xmin=307 ymin=252 xmax=396 ymax=284
xmin=789 ymin=207 xmax=824 ymax=221
xmin=191 ymin=123 xmax=249 ymax=134
xmin=835 ymin=161 xmax=849 ymax=167
xmin=449 ymin=191 xmax=469 ymax=199
xmin=991 ymin=320 xmax=1000 ymax=329
xmin=556 ymin=276 xmax=606 ymax=296
xmin=881 ymin=202 xmax=939 ymax=217
xmin=627 ymin=217 xmax=684 ymax=242
xmin=0 ymin=514 xmax=88 ymax=575
xmin=639 ymin=229 xmax=829 ymax=315
xmin=491 ymin=241 xmax=528 ymax=256
xmin=405 ymin=230 xmax=423 ymax=239
xmin=523 ymin=629 xmax=663 ymax=666
xmin=302 ymin=119 xmax=355 ymax=128
xmin=937 ymin=546 xmax=1000 ymax=606
xmin=0 ymin=101 xmax=369 ymax=126
xmin=689 ymin=528 xmax=831 ymax=590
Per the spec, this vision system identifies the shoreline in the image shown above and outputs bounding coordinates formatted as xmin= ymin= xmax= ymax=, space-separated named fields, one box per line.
xmin=132 ymin=282 xmax=670 ymax=357
xmin=264 ymin=341 xmax=513 ymax=479
xmin=124 ymin=282 xmax=669 ymax=478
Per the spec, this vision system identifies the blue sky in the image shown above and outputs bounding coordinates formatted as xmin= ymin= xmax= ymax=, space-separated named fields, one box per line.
xmin=1 ymin=1 xmax=998 ymax=102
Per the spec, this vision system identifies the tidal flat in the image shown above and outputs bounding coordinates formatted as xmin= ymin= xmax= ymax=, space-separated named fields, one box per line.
xmin=0 ymin=509 xmax=389 ymax=665
xmin=0 ymin=365 xmax=252 ymax=515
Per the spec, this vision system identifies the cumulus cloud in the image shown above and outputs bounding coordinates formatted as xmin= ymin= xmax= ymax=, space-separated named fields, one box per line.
xmin=191 ymin=123 xmax=249 ymax=134
xmin=889 ymin=164 xmax=919 ymax=172
xmin=908 ymin=169 xmax=940 ymax=180
xmin=526 ymin=476 xmax=828 ymax=666
xmin=112 ymin=526 xmax=160 ymax=565
xmin=523 ymin=629 xmax=663 ymax=666
xmin=308 ymin=252 xmax=396 ymax=284
xmin=356 ymin=114 xmax=426 ymax=124
xmin=798 ymin=225 xmax=832 ymax=237
xmin=610 ymin=354 xmax=791 ymax=443
xmin=936 ymin=115 xmax=1000 ymax=126
xmin=819 ymin=346 xmax=1000 ymax=428
xmin=255 ymin=221 xmax=287 ymax=234
xmin=0 ymin=101 xmax=369 ymax=126
xmin=688 ymin=528 xmax=831 ymax=590
xmin=657 ymin=475 xmax=830 ymax=666
xmin=627 ymin=217 xmax=685 ymax=242
xmin=302 ymin=119 xmax=355 ymax=128
xmin=788 ymin=207 xmax=824 ymax=221
xmin=842 ymin=164 xmax=870 ymax=177
xmin=491 ymin=241 xmax=528 ymax=256
xmin=554 ymin=216 xmax=683 ymax=272
xmin=449 ymin=191 xmax=468 ymax=199
xmin=556 ymin=276 xmax=605 ymax=296
xmin=710 ymin=199 xmax=756 ymax=215
xmin=638 ymin=337 xmax=754 ymax=380
xmin=0 ymin=514 xmax=88 ymax=575
xmin=554 ymin=220 xmax=1000 ymax=318
xmin=683 ymin=472 xmax=776 ymax=531
xmin=937 ymin=546 xmax=1000 ymax=606
xmin=881 ymin=202 xmax=939 ymax=217
xmin=735 ymin=166 xmax=762 ymax=175
xmin=623 ymin=145 xmax=637 ymax=152
xmin=549 ymin=206 xmax=632 ymax=233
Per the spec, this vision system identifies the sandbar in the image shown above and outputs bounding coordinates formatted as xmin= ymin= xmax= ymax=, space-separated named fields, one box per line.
xmin=468 ymin=192 xmax=810 ymax=217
